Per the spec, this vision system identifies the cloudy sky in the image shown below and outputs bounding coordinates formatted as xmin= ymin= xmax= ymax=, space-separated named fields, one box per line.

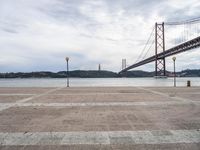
xmin=0 ymin=0 xmax=200 ymax=72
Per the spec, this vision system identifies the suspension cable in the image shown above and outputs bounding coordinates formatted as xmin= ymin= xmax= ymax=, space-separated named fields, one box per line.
xmin=165 ymin=16 xmax=200 ymax=25
xmin=134 ymin=26 xmax=155 ymax=63
xmin=141 ymin=39 xmax=155 ymax=60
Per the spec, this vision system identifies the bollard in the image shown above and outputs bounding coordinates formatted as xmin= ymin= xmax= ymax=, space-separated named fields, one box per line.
xmin=187 ymin=80 xmax=191 ymax=87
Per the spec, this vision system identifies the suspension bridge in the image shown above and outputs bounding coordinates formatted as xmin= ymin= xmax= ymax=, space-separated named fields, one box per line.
xmin=119 ymin=17 xmax=200 ymax=77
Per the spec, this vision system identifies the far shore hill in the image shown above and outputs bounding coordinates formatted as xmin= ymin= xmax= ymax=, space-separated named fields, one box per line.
xmin=0 ymin=69 xmax=200 ymax=78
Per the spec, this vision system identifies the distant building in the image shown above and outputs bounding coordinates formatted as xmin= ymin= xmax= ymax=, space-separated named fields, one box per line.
xmin=98 ymin=64 xmax=101 ymax=71
xmin=122 ymin=59 xmax=126 ymax=70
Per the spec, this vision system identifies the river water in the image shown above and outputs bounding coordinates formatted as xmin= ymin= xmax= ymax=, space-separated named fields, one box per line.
xmin=0 ymin=77 xmax=200 ymax=87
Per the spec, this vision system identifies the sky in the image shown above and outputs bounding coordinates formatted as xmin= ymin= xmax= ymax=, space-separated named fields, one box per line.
xmin=0 ymin=0 xmax=200 ymax=73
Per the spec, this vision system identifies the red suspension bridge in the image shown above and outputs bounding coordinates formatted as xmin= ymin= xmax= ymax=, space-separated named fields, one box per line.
xmin=119 ymin=17 xmax=200 ymax=77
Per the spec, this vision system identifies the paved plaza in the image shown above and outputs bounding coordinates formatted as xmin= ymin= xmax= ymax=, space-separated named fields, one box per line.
xmin=0 ymin=87 xmax=199 ymax=149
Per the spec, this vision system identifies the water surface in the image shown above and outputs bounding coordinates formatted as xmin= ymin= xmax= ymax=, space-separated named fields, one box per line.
xmin=0 ymin=77 xmax=199 ymax=87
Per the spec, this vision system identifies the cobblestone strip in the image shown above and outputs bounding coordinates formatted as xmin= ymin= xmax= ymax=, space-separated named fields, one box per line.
xmin=0 ymin=100 xmax=199 ymax=110
xmin=0 ymin=129 xmax=199 ymax=145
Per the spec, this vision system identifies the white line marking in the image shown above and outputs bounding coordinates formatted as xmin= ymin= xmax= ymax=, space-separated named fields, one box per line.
xmin=0 ymin=100 xmax=199 ymax=109
xmin=0 ymin=104 xmax=16 ymax=111
xmin=17 ymin=87 xmax=65 ymax=103
xmin=0 ymin=87 xmax=65 ymax=112
xmin=45 ymin=93 xmax=148 ymax=96
xmin=0 ymin=94 xmax=36 ymax=96
xmin=0 ymin=129 xmax=199 ymax=145
xmin=138 ymin=87 xmax=192 ymax=102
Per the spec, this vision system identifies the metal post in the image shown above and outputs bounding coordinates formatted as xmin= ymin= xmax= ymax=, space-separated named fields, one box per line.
xmin=172 ymin=57 xmax=176 ymax=87
xmin=65 ymin=57 xmax=69 ymax=87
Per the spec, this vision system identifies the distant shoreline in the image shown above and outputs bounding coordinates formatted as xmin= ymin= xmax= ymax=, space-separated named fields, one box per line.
xmin=0 ymin=69 xmax=200 ymax=78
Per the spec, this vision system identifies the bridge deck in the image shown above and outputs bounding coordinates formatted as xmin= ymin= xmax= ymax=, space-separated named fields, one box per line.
xmin=0 ymin=87 xmax=200 ymax=149
xmin=120 ymin=36 xmax=200 ymax=73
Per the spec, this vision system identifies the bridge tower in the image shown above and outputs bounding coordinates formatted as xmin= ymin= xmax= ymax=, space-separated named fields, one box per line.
xmin=155 ymin=22 xmax=166 ymax=77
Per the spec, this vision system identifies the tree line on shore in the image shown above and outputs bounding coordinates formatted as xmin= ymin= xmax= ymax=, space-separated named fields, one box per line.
xmin=0 ymin=69 xmax=200 ymax=78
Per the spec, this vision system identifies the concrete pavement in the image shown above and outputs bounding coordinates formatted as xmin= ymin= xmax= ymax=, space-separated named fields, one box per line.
xmin=0 ymin=87 xmax=199 ymax=149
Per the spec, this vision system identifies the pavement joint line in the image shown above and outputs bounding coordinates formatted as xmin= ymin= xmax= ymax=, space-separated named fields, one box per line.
xmin=0 ymin=87 xmax=65 ymax=112
xmin=138 ymin=87 xmax=192 ymax=102
xmin=0 ymin=129 xmax=199 ymax=145
xmin=0 ymin=94 xmax=36 ymax=96
xmin=0 ymin=103 xmax=16 ymax=111
xmin=17 ymin=87 xmax=65 ymax=103
xmin=176 ymin=92 xmax=200 ymax=95
xmin=0 ymin=100 xmax=199 ymax=108
xmin=45 ymin=93 xmax=152 ymax=95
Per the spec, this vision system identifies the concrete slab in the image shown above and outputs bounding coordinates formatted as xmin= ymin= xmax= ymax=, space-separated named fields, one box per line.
xmin=0 ymin=95 xmax=34 ymax=103
xmin=28 ymin=93 xmax=174 ymax=103
xmin=0 ymin=87 xmax=54 ymax=94
xmin=0 ymin=103 xmax=199 ymax=132
xmin=146 ymin=87 xmax=200 ymax=94
xmin=0 ymin=86 xmax=199 ymax=149
xmin=176 ymin=93 xmax=200 ymax=101
xmin=50 ymin=87 xmax=151 ymax=94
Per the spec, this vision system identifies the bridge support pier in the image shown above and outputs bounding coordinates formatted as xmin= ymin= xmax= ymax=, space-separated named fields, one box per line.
xmin=155 ymin=22 xmax=166 ymax=77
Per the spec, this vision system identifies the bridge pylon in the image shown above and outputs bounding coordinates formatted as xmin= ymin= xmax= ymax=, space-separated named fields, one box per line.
xmin=155 ymin=22 xmax=166 ymax=77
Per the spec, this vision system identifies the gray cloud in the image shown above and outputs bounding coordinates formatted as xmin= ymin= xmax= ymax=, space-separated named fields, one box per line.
xmin=0 ymin=0 xmax=200 ymax=72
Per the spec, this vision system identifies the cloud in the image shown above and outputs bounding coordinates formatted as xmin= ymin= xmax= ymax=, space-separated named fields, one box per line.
xmin=0 ymin=0 xmax=199 ymax=72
